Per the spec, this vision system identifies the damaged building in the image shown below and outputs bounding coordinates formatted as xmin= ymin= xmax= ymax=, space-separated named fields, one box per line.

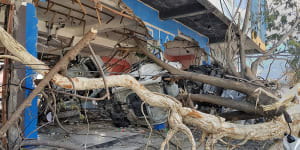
xmin=0 ymin=0 xmax=274 ymax=149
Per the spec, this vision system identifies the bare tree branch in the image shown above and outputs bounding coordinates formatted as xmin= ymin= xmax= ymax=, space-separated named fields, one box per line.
xmin=266 ymin=59 xmax=276 ymax=80
xmin=0 ymin=27 xmax=97 ymax=137
xmin=251 ymin=7 xmax=300 ymax=74
xmin=242 ymin=0 xmax=252 ymax=34
xmin=2 ymin=30 xmax=300 ymax=147
xmin=178 ymin=93 xmax=285 ymax=117
xmin=240 ymin=0 xmax=252 ymax=77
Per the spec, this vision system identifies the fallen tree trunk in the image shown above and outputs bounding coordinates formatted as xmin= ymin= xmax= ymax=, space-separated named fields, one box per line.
xmin=0 ymin=27 xmax=299 ymax=149
xmin=134 ymin=38 xmax=255 ymax=94
xmin=219 ymin=111 xmax=262 ymax=121
xmin=184 ymin=112 xmax=300 ymax=141
xmin=179 ymin=94 xmax=286 ymax=117
xmin=0 ymin=27 xmax=97 ymax=137
xmin=133 ymin=38 xmax=281 ymax=106
xmin=0 ymin=25 xmax=279 ymax=109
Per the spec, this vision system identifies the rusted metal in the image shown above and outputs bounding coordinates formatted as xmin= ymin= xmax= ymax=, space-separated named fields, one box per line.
xmin=48 ymin=1 xmax=99 ymax=20
xmin=75 ymin=0 xmax=87 ymax=14
xmin=101 ymin=4 xmax=134 ymax=20
xmin=0 ymin=0 xmax=10 ymax=5
xmin=103 ymin=53 xmax=129 ymax=71
xmin=112 ymin=29 xmax=148 ymax=41
xmin=38 ymin=5 xmax=85 ymax=23
xmin=1 ymin=3 xmax=14 ymax=149
xmin=0 ymin=28 xmax=98 ymax=138
xmin=44 ymin=0 xmax=54 ymax=15
xmin=66 ymin=0 xmax=115 ymax=24
xmin=95 ymin=8 xmax=101 ymax=25
xmin=103 ymin=50 xmax=118 ymax=68
xmin=105 ymin=16 xmax=114 ymax=24
xmin=94 ymin=0 xmax=102 ymax=25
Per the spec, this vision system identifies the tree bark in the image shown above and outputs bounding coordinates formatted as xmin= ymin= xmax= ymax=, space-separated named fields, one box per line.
xmin=219 ymin=111 xmax=262 ymax=121
xmin=134 ymin=38 xmax=280 ymax=106
xmin=184 ymin=113 xmax=300 ymax=141
xmin=239 ymin=0 xmax=252 ymax=77
xmin=1 ymin=25 xmax=300 ymax=148
xmin=0 ymin=26 xmax=278 ymax=106
xmin=135 ymin=38 xmax=254 ymax=93
xmin=0 ymin=27 xmax=97 ymax=137
xmin=241 ymin=0 xmax=252 ymax=34
xmin=179 ymin=94 xmax=285 ymax=117
xmin=239 ymin=35 xmax=247 ymax=77
xmin=1 ymin=51 xmax=300 ymax=147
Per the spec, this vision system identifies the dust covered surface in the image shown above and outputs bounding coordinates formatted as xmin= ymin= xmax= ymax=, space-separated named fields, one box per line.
xmin=35 ymin=121 xmax=276 ymax=150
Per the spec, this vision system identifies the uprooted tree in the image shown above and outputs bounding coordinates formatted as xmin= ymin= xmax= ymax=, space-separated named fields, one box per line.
xmin=0 ymin=25 xmax=300 ymax=150
xmin=0 ymin=0 xmax=300 ymax=149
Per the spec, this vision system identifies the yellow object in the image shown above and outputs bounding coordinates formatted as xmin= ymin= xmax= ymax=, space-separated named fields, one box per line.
xmin=251 ymin=31 xmax=266 ymax=51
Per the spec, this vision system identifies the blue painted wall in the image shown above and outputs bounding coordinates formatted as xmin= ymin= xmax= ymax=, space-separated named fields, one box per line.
xmin=234 ymin=0 xmax=267 ymax=43
xmin=24 ymin=3 xmax=38 ymax=139
xmin=250 ymin=0 xmax=267 ymax=42
xmin=260 ymin=0 xmax=267 ymax=42
xmin=122 ymin=0 xmax=210 ymax=64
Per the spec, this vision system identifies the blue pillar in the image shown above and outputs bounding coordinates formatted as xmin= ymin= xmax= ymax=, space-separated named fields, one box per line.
xmin=24 ymin=3 xmax=38 ymax=139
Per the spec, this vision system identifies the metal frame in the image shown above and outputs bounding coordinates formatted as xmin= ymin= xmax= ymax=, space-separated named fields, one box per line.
xmin=1 ymin=1 xmax=14 ymax=149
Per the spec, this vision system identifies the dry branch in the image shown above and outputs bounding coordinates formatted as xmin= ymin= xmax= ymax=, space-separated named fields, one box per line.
xmin=239 ymin=0 xmax=252 ymax=77
xmin=0 ymin=27 xmax=97 ymax=137
xmin=134 ymin=37 xmax=281 ymax=108
xmin=0 ymin=24 xmax=277 ymax=107
xmin=2 ymin=52 xmax=300 ymax=149
xmin=0 ymin=26 xmax=299 ymax=149
xmin=251 ymin=8 xmax=300 ymax=74
xmin=41 ymin=91 xmax=71 ymax=134
xmin=179 ymin=93 xmax=285 ymax=117
xmin=75 ymin=0 xmax=87 ymax=14
xmin=184 ymin=113 xmax=300 ymax=141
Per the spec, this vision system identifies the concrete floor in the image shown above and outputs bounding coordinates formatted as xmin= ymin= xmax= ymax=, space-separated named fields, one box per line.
xmin=33 ymin=120 xmax=276 ymax=150
xmin=37 ymin=121 xmax=178 ymax=150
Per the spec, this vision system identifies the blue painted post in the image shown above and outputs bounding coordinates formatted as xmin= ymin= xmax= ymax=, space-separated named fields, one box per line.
xmin=24 ymin=3 xmax=38 ymax=139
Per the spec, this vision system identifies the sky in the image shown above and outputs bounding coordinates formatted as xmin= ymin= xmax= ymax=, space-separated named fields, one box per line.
xmin=247 ymin=44 xmax=291 ymax=83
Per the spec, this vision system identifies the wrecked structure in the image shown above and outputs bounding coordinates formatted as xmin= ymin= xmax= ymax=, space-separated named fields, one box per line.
xmin=1 ymin=0 xmax=299 ymax=149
